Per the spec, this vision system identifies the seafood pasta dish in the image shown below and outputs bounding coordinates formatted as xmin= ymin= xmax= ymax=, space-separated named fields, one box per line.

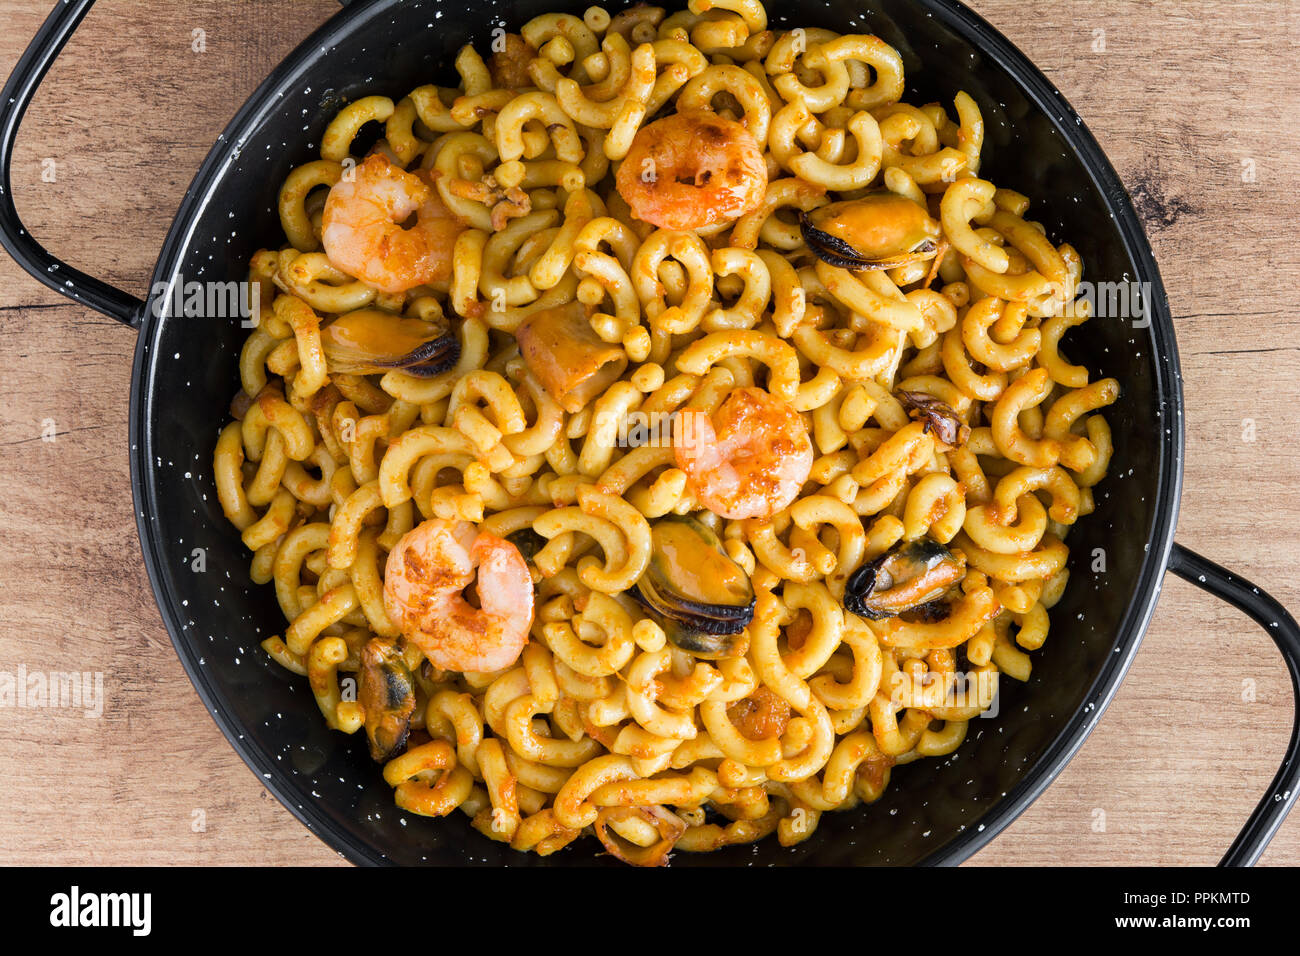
xmin=214 ymin=0 xmax=1118 ymax=864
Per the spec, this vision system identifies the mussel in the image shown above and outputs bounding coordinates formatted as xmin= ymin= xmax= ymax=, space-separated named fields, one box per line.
xmin=629 ymin=515 xmax=755 ymax=659
xmin=800 ymin=192 xmax=941 ymax=272
xmin=320 ymin=309 xmax=459 ymax=378
xmin=357 ymin=636 xmax=417 ymax=763
xmin=897 ymin=390 xmax=970 ymax=448
xmin=842 ymin=538 xmax=966 ymax=621
xmin=516 ymin=300 xmax=628 ymax=414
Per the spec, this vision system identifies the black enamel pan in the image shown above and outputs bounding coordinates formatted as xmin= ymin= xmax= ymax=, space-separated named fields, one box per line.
xmin=3 ymin=0 xmax=1298 ymax=866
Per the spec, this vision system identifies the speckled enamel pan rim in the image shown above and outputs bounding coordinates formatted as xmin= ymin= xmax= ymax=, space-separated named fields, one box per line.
xmin=128 ymin=0 xmax=1181 ymax=866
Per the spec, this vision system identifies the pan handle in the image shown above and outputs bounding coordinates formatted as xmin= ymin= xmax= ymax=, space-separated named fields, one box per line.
xmin=1168 ymin=542 xmax=1300 ymax=865
xmin=0 ymin=0 xmax=145 ymax=327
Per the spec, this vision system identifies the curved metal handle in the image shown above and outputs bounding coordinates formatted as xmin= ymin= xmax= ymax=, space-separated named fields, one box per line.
xmin=1168 ymin=543 xmax=1300 ymax=866
xmin=0 ymin=0 xmax=145 ymax=326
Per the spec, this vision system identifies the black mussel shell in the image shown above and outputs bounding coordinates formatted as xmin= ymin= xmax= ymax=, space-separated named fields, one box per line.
xmin=896 ymin=390 xmax=971 ymax=447
xmin=629 ymin=585 xmax=749 ymax=636
xmin=629 ymin=587 xmax=747 ymax=658
xmin=800 ymin=211 xmax=938 ymax=272
xmin=843 ymin=538 xmax=965 ymax=621
xmin=396 ymin=333 xmax=460 ymax=378
xmin=358 ymin=637 xmax=416 ymax=763
xmin=321 ymin=310 xmax=460 ymax=378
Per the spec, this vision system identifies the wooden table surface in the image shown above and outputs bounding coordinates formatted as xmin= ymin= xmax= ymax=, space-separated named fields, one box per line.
xmin=0 ymin=0 xmax=1297 ymax=867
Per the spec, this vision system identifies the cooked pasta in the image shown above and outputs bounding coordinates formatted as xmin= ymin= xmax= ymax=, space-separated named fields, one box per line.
xmin=215 ymin=0 xmax=1118 ymax=865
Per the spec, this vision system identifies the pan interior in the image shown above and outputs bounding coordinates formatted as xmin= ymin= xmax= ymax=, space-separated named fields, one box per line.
xmin=133 ymin=0 xmax=1176 ymax=865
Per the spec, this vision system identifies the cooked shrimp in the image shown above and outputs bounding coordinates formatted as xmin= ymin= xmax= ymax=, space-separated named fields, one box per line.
xmin=322 ymin=153 xmax=463 ymax=294
xmin=383 ymin=519 xmax=534 ymax=673
xmin=673 ymin=386 xmax=813 ymax=520
xmin=615 ymin=109 xmax=767 ymax=231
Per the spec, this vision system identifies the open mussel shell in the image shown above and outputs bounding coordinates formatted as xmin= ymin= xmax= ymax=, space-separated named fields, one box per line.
xmin=320 ymin=309 xmax=459 ymax=378
xmin=358 ymin=636 xmax=416 ymax=763
xmin=627 ymin=592 xmax=749 ymax=659
xmin=896 ymin=390 xmax=971 ymax=448
xmin=800 ymin=192 xmax=941 ymax=272
xmin=629 ymin=515 xmax=755 ymax=658
xmin=843 ymin=538 xmax=966 ymax=621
